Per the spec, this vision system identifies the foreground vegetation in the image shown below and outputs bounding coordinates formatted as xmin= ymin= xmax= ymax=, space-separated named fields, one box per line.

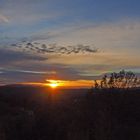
xmin=94 ymin=70 xmax=140 ymax=89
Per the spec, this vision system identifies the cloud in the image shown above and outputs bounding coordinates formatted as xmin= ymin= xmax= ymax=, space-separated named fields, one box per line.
xmin=0 ymin=14 xmax=9 ymax=23
xmin=0 ymin=0 xmax=59 ymax=25
xmin=0 ymin=47 xmax=47 ymax=66
xmin=14 ymin=42 xmax=99 ymax=55
xmin=0 ymin=19 xmax=140 ymax=84
xmin=2 ymin=69 xmax=55 ymax=75
xmin=0 ymin=64 xmax=92 ymax=85
xmin=24 ymin=20 xmax=140 ymax=68
xmin=27 ymin=20 xmax=140 ymax=55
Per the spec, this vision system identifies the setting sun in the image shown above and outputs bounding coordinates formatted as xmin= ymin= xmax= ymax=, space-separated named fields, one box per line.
xmin=46 ymin=80 xmax=60 ymax=88
xmin=49 ymin=83 xmax=58 ymax=88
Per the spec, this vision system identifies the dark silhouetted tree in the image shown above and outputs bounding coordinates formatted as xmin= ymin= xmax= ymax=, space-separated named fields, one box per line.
xmin=100 ymin=75 xmax=108 ymax=88
xmin=94 ymin=80 xmax=99 ymax=89
xmin=95 ymin=70 xmax=140 ymax=89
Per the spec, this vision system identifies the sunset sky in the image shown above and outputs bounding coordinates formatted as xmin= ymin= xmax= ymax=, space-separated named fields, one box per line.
xmin=0 ymin=0 xmax=140 ymax=87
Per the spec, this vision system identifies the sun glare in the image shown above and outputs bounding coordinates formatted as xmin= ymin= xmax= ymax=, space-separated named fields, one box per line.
xmin=46 ymin=80 xmax=59 ymax=88
xmin=50 ymin=83 xmax=58 ymax=88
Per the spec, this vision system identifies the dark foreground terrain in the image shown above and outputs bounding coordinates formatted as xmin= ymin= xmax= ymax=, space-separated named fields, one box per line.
xmin=0 ymin=85 xmax=140 ymax=140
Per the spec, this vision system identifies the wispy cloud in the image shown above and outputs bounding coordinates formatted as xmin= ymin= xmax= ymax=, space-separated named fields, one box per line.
xmin=0 ymin=0 xmax=59 ymax=25
xmin=0 ymin=14 xmax=9 ymax=23
xmin=0 ymin=68 xmax=55 ymax=75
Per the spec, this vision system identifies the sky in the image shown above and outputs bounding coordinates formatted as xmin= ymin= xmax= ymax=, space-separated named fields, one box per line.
xmin=0 ymin=0 xmax=140 ymax=86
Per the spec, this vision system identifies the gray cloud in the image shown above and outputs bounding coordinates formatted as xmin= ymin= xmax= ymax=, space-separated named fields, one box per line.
xmin=0 ymin=48 xmax=47 ymax=66
xmin=14 ymin=42 xmax=99 ymax=55
xmin=0 ymin=62 xmax=101 ymax=85
xmin=1 ymin=58 xmax=140 ymax=85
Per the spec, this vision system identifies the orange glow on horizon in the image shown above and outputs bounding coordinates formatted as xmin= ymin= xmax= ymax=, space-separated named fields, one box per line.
xmin=45 ymin=79 xmax=94 ymax=88
xmin=19 ymin=79 xmax=97 ymax=88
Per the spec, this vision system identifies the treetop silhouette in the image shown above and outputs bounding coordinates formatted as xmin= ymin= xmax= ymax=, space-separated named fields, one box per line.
xmin=94 ymin=70 xmax=140 ymax=89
